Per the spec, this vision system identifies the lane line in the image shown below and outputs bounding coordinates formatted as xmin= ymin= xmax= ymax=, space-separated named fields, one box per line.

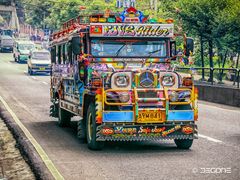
xmin=198 ymin=134 xmax=223 ymax=143
xmin=0 ymin=95 xmax=64 ymax=180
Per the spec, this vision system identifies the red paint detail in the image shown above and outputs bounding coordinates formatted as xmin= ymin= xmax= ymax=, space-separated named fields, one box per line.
xmin=116 ymin=17 xmax=122 ymax=23
xmin=90 ymin=25 xmax=103 ymax=35
xmin=182 ymin=126 xmax=193 ymax=135
xmin=96 ymin=88 xmax=102 ymax=95
xmin=142 ymin=17 xmax=148 ymax=23
xmin=102 ymin=127 xmax=114 ymax=135
xmin=126 ymin=7 xmax=137 ymax=13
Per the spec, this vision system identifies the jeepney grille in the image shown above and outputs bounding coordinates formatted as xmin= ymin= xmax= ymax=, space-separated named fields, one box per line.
xmin=138 ymin=91 xmax=158 ymax=98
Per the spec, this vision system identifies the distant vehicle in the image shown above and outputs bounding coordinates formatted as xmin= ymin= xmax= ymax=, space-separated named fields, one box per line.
xmin=0 ymin=29 xmax=14 ymax=37
xmin=41 ymin=41 xmax=49 ymax=50
xmin=13 ymin=41 xmax=35 ymax=63
xmin=0 ymin=35 xmax=14 ymax=52
xmin=27 ymin=50 xmax=51 ymax=75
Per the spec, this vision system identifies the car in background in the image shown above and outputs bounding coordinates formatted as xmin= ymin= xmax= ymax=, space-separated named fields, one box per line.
xmin=0 ymin=35 xmax=14 ymax=52
xmin=27 ymin=50 xmax=51 ymax=75
xmin=13 ymin=41 xmax=35 ymax=63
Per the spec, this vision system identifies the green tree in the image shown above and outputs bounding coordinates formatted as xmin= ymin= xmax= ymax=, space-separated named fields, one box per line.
xmin=176 ymin=0 xmax=240 ymax=81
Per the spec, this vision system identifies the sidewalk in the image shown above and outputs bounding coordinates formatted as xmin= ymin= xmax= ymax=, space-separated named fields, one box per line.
xmin=0 ymin=118 xmax=35 ymax=180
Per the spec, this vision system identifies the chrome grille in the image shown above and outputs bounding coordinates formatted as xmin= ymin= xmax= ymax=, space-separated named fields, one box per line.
xmin=138 ymin=91 xmax=158 ymax=98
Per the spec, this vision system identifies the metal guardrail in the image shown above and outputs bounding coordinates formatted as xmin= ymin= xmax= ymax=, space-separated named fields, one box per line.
xmin=177 ymin=67 xmax=240 ymax=88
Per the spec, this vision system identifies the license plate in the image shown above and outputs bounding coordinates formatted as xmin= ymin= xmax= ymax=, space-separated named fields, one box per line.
xmin=137 ymin=111 xmax=164 ymax=123
xmin=39 ymin=67 xmax=45 ymax=70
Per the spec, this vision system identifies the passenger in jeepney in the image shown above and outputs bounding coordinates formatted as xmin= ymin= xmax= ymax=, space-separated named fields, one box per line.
xmin=91 ymin=41 xmax=102 ymax=56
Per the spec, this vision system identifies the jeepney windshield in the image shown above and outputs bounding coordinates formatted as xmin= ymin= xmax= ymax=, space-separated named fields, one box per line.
xmin=18 ymin=44 xmax=35 ymax=51
xmin=91 ymin=39 xmax=167 ymax=58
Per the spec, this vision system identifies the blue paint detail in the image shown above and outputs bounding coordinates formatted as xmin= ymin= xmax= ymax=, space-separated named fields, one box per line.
xmin=167 ymin=111 xmax=194 ymax=121
xmin=78 ymin=81 xmax=84 ymax=105
xmin=103 ymin=112 xmax=134 ymax=122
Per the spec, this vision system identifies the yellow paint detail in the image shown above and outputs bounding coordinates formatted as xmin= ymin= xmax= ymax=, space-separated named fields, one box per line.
xmin=95 ymin=89 xmax=103 ymax=120
xmin=0 ymin=96 xmax=64 ymax=180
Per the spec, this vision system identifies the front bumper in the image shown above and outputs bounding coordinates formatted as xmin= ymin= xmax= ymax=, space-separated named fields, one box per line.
xmin=97 ymin=123 xmax=198 ymax=141
xmin=32 ymin=67 xmax=51 ymax=73
xmin=1 ymin=46 xmax=13 ymax=52
xmin=19 ymin=55 xmax=29 ymax=61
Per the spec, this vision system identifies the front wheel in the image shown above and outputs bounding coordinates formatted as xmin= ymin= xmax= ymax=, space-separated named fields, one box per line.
xmin=86 ymin=103 xmax=104 ymax=150
xmin=77 ymin=120 xmax=86 ymax=143
xmin=28 ymin=66 xmax=33 ymax=75
xmin=174 ymin=139 xmax=193 ymax=149
xmin=58 ymin=104 xmax=71 ymax=127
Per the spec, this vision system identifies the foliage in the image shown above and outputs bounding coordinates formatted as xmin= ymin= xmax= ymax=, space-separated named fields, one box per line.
xmin=18 ymin=0 xmax=240 ymax=73
xmin=0 ymin=15 xmax=4 ymax=24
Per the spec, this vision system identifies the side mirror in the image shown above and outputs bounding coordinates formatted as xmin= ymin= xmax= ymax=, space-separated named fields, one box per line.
xmin=72 ymin=36 xmax=81 ymax=55
xmin=170 ymin=41 xmax=176 ymax=60
xmin=185 ymin=37 xmax=194 ymax=56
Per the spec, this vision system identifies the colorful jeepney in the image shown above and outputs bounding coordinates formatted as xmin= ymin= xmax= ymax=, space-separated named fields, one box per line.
xmin=49 ymin=7 xmax=198 ymax=150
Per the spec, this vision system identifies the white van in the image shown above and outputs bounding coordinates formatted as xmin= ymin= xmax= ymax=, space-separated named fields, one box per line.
xmin=0 ymin=35 xmax=14 ymax=52
xmin=13 ymin=41 xmax=35 ymax=63
xmin=27 ymin=50 xmax=51 ymax=75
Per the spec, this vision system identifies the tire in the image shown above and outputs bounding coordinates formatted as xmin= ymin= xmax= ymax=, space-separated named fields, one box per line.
xmin=174 ymin=139 xmax=193 ymax=149
xmin=86 ymin=103 xmax=104 ymax=150
xmin=28 ymin=66 xmax=33 ymax=75
xmin=58 ymin=104 xmax=71 ymax=127
xmin=14 ymin=55 xmax=17 ymax=62
xmin=77 ymin=120 xmax=86 ymax=142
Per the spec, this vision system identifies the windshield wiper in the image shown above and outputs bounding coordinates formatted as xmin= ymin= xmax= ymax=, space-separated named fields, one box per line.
xmin=115 ymin=44 xmax=126 ymax=57
xmin=147 ymin=48 xmax=162 ymax=58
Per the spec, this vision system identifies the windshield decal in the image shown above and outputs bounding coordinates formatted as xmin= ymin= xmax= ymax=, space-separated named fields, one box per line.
xmin=90 ymin=23 xmax=174 ymax=38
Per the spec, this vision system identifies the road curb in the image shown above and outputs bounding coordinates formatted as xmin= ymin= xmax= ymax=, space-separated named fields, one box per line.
xmin=0 ymin=103 xmax=53 ymax=180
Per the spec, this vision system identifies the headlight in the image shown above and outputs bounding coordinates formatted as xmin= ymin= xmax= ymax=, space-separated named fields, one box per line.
xmin=169 ymin=91 xmax=179 ymax=102
xmin=118 ymin=92 xmax=130 ymax=103
xmin=161 ymin=74 xmax=175 ymax=87
xmin=115 ymin=74 xmax=130 ymax=87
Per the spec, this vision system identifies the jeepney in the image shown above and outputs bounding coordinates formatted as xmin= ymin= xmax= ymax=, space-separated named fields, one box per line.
xmin=49 ymin=7 xmax=198 ymax=150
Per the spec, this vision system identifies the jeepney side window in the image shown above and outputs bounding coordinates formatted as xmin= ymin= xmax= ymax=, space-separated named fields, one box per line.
xmin=67 ymin=42 xmax=73 ymax=64
xmin=51 ymin=46 xmax=56 ymax=63
xmin=57 ymin=45 xmax=61 ymax=64
xmin=62 ymin=44 xmax=66 ymax=64
xmin=61 ymin=45 xmax=65 ymax=64
xmin=83 ymin=35 xmax=88 ymax=54
xmin=64 ymin=43 xmax=69 ymax=64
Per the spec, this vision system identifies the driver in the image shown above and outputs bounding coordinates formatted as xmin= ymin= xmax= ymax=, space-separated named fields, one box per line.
xmin=92 ymin=41 xmax=102 ymax=56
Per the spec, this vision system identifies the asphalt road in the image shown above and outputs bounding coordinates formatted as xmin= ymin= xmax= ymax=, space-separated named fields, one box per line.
xmin=0 ymin=52 xmax=239 ymax=180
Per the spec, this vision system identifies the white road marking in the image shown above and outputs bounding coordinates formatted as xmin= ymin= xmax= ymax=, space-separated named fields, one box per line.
xmin=31 ymin=76 xmax=37 ymax=80
xmin=199 ymin=134 xmax=223 ymax=143
xmin=42 ymin=81 xmax=48 ymax=85
xmin=0 ymin=95 xmax=64 ymax=180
